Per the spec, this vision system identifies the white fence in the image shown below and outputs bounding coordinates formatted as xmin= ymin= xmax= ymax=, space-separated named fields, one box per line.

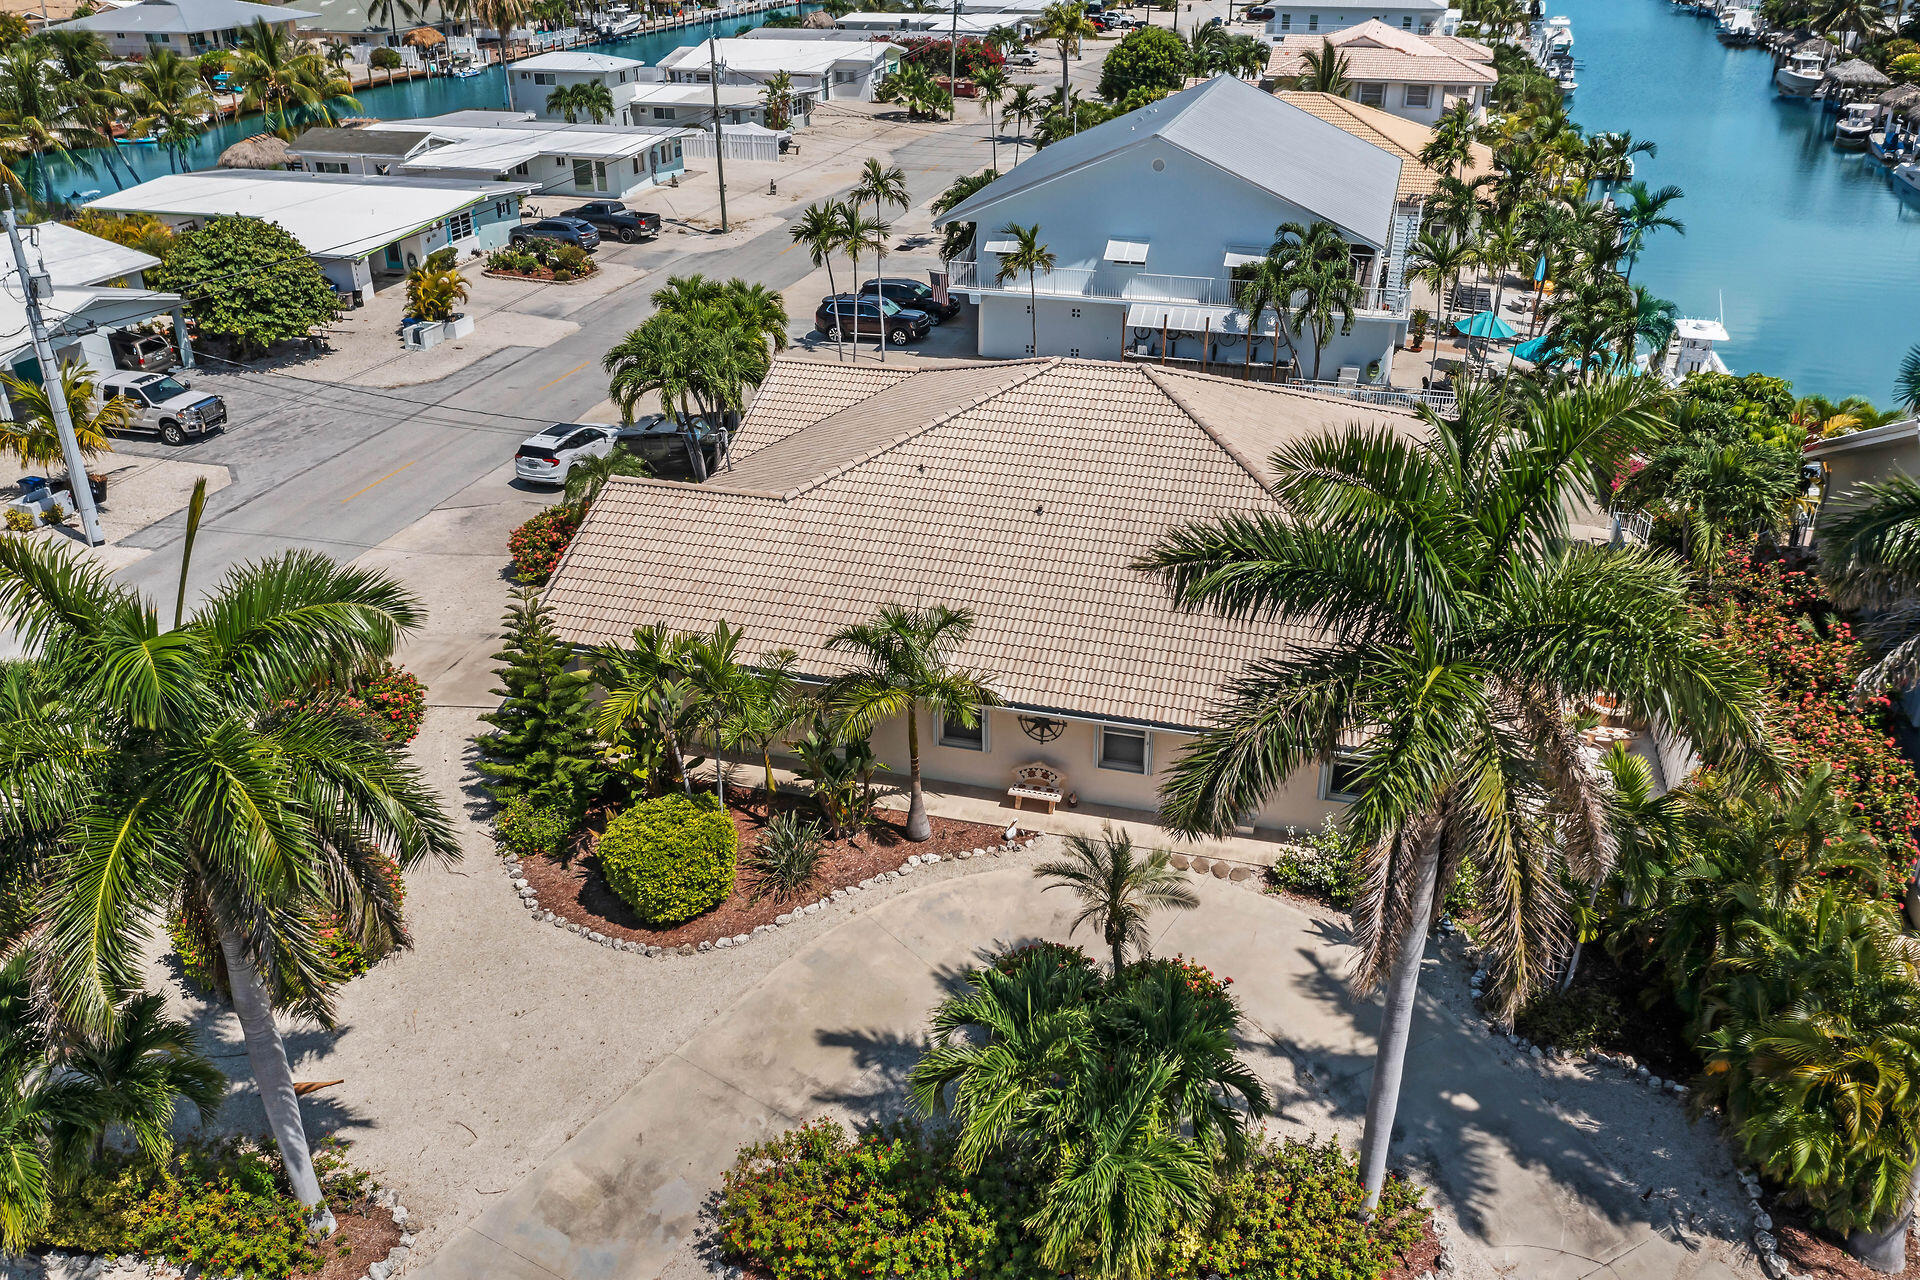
xmin=680 ymin=130 xmax=783 ymax=164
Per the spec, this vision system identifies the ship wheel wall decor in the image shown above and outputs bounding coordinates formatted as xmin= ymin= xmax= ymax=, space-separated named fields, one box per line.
xmin=1019 ymin=715 xmax=1065 ymax=743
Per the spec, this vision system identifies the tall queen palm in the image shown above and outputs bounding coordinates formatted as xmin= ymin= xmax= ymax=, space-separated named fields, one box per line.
xmin=1138 ymin=378 xmax=1768 ymax=1209
xmin=0 ymin=519 xmax=459 ymax=1229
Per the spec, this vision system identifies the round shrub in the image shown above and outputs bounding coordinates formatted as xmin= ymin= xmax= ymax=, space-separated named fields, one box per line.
xmin=599 ymin=791 xmax=737 ymax=924
xmin=508 ymin=501 xmax=585 ymax=584
xmin=495 ymin=795 xmax=570 ymax=859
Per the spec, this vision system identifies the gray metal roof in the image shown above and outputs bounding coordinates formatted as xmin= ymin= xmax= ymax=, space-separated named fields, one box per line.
xmin=934 ymin=75 xmax=1401 ymax=247
xmin=52 ymin=0 xmax=316 ymax=34
xmin=1287 ymin=0 xmax=1447 ymax=8
xmin=290 ymin=127 xmax=433 ymax=157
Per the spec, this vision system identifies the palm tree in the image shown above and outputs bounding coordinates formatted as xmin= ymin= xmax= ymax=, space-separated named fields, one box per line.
xmin=1037 ymin=0 xmax=1098 ymax=97
xmin=0 ymin=526 xmax=459 ymax=1229
xmin=546 ymin=81 xmax=583 ymax=121
xmin=1034 ymin=829 xmax=1199 ymax=974
xmin=1233 ymin=251 xmax=1291 ymax=380
xmin=1298 ymin=38 xmax=1350 ymax=94
xmin=1272 ymin=219 xmax=1360 ymax=381
xmin=1895 ymin=342 xmax=1920 ymax=416
xmin=573 ymin=77 xmax=614 ymax=123
xmin=853 ymin=157 xmax=910 ymax=228
xmin=839 ymin=209 xmax=889 ymax=346
xmin=1471 ymin=210 xmax=1526 ymax=332
xmin=1631 ymin=285 xmax=1679 ymax=361
xmin=128 ymin=49 xmax=215 ymax=175
xmin=931 ymin=168 xmax=997 ymax=265
xmin=1559 ymin=741 xmax=1685 ymax=991
xmin=604 ymin=278 xmax=778 ymax=450
xmin=593 ymin=624 xmax=697 ymax=796
xmin=1419 ymin=99 xmax=1479 ymax=179
xmin=39 ymin=30 xmax=134 ymax=189
xmin=790 ymin=200 xmax=851 ymax=361
xmin=53 ymin=991 xmax=226 ymax=1163
xmin=734 ymin=648 xmax=807 ymax=795
xmin=229 ymin=19 xmax=358 ymax=138
xmin=994 ymin=221 xmax=1055 ymax=356
xmin=367 ymin=0 xmax=418 ymax=67
xmin=1616 ymin=437 xmax=1802 ymax=574
xmin=0 ymin=44 xmax=86 ymax=207
xmin=1408 ymin=229 xmax=1471 ymax=383
xmin=0 ymin=361 xmax=129 ymax=470
xmin=824 ymin=603 xmax=999 ymax=841
xmin=975 ymin=63 xmax=1008 ymax=168
xmin=1818 ymin=475 xmax=1920 ymax=697
xmin=1136 ymin=378 xmax=1768 ymax=1209
xmin=1005 ymin=83 xmax=1039 ymax=164
xmin=680 ymin=620 xmax=750 ymax=805
xmin=474 ymin=0 xmax=532 ymax=110
xmin=1616 ymin=180 xmax=1686 ymax=281
xmin=560 ymin=449 xmax=649 ymax=507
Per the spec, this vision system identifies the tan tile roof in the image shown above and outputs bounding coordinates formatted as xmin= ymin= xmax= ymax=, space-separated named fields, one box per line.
xmin=1267 ymin=19 xmax=1496 ymax=84
xmin=544 ymin=356 xmax=1424 ymax=730
xmin=1274 ymin=90 xmax=1494 ymax=199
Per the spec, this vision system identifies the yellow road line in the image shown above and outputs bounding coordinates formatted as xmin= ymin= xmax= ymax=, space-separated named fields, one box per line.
xmin=535 ymin=360 xmax=591 ymax=391
xmin=340 ymin=459 xmax=417 ymax=503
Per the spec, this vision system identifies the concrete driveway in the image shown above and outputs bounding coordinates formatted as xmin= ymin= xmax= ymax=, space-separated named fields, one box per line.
xmin=413 ymin=865 xmax=1756 ymax=1280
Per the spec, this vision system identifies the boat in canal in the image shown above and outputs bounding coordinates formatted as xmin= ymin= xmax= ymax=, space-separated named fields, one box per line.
xmin=1775 ymin=46 xmax=1827 ymax=95
xmin=1835 ymin=101 xmax=1877 ymax=148
xmin=1716 ymin=7 xmax=1758 ymax=44
xmin=1895 ymin=160 xmax=1920 ymax=198
xmin=1642 ymin=316 xmax=1733 ymax=384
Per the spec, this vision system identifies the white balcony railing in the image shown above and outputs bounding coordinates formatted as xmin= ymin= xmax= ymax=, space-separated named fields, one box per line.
xmin=947 ymin=257 xmax=1410 ymax=318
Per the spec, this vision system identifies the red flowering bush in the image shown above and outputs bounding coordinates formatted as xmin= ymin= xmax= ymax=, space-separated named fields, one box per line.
xmin=509 ymin=502 xmax=585 ymax=585
xmin=896 ymin=34 xmax=1005 ymax=78
xmin=1166 ymin=1137 xmax=1430 ymax=1280
xmin=716 ymin=1120 xmax=1058 ymax=1280
xmin=359 ymin=662 xmax=426 ymax=743
xmin=1697 ymin=547 xmax=1920 ymax=890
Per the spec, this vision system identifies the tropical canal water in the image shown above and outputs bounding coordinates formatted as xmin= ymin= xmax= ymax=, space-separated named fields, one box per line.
xmin=1554 ymin=0 xmax=1920 ymax=401
xmin=27 ymin=3 xmax=818 ymax=203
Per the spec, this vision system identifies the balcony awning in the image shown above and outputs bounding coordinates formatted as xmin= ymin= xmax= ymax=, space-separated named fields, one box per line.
xmin=1124 ymin=302 xmax=1277 ymax=337
xmin=1222 ymin=248 xmax=1265 ymax=268
xmin=1103 ymin=238 xmax=1150 ymax=265
xmin=982 ymin=238 xmax=1019 ymax=254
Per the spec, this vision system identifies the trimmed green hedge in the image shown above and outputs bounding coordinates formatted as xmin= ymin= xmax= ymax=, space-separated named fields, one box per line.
xmin=600 ymin=792 xmax=737 ymax=925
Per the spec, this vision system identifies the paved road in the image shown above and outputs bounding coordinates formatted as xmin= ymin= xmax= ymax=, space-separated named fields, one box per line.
xmin=105 ymin=119 xmax=988 ymax=606
xmin=414 ymin=864 xmax=1753 ymax=1280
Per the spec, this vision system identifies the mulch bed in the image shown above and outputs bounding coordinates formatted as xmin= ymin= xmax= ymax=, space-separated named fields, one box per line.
xmin=520 ymin=791 xmax=1020 ymax=946
xmin=299 ymin=1201 xmax=401 ymax=1280
xmin=1775 ymin=1207 xmax=1920 ymax=1280
xmin=1382 ymin=1217 xmax=1445 ymax=1280
xmin=1543 ymin=948 xmax=1702 ymax=1081
xmin=483 ymin=265 xmax=598 ymax=283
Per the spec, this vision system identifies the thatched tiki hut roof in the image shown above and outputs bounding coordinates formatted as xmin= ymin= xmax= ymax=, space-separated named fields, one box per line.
xmin=1877 ymin=83 xmax=1920 ymax=108
xmin=1824 ymin=58 xmax=1890 ymax=90
xmin=1792 ymin=36 xmax=1833 ymax=56
xmin=405 ymin=25 xmax=444 ymax=46
xmin=800 ymin=10 xmax=835 ymax=26
xmin=218 ymin=133 xmax=292 ymax=169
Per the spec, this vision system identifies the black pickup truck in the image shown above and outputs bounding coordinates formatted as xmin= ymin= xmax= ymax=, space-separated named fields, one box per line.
xmin=561 ymin=200 xmax=663 ymax=243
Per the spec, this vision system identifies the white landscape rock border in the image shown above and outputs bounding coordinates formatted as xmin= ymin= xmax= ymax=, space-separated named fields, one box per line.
xmin=502 ymin=834 xmax=1048 ymax=957
xmin=4 ymin=1191 xmax=418 ymax=1280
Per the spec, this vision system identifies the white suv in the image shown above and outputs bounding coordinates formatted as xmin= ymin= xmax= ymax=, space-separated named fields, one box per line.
xmin=514 ymin=422 xmax=627 ymax=486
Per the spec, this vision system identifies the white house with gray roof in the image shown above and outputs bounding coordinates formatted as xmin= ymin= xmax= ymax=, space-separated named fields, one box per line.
xmin=933 ymin=74 xmax=1416 ymax=389
xmin=48 ymin=0 xmax=316 ymax=56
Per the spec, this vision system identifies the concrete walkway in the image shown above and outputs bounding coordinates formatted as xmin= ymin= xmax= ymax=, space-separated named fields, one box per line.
xmin=414 ymin=866 xmax=1755 ymax=1280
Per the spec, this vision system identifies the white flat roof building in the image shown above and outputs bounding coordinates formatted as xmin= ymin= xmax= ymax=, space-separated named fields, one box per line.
xmin=0 ymin=222 xmax=191 ymax=383
xmin=286 ymin=115 xmax=693 ymax=197
xmin=655 ymin=36 xmax=902 ymax=100
xmin=511 ymin=50 xmax=648 ymax=74
xmin=48 ymin=0 xmax=317 ymax=55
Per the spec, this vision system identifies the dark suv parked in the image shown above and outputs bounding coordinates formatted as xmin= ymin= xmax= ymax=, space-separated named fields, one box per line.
xmin=857 ymin=276 xmax=962 ymax=323
xmin=814 ymin=294 xmax=932 ymax=346
xmin=561 ymin=200 xmax=662 ymax=243
xmin=508 ymin=216 xmax=601 ymax=251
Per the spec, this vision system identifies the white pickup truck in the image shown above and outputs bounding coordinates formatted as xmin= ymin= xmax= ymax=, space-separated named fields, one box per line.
xmin=98 ymin=370 xmax=228 ymax=446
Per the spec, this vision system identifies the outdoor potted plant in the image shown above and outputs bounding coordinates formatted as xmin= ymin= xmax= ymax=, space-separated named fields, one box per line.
xmin=402 ymin=248 xmax=473 ymax=350
xmin=1408 ymin=307 xmax=1430 ymax=352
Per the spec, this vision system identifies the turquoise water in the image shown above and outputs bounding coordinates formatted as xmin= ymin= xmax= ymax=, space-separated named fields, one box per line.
xmin=1557 ymin=0 xmax=1920 ymax=401
xmin=27 ymin=4 xmax=816 ymax=202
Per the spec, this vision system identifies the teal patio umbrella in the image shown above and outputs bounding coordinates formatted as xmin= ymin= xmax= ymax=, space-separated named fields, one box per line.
xmin=1454 ymin=310 xmax=1518 ymax=341
xmin=1513 ymin=334 xmax=1561 ymax=364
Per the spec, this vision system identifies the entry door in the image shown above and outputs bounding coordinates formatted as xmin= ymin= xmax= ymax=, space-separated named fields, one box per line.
xmin=383 ymin=244 xmax=402 ymax=270
xmin=594 ymin=161 xmax=609 ymax=192
xmin=572 ymin=158 xmax=594 ymax=189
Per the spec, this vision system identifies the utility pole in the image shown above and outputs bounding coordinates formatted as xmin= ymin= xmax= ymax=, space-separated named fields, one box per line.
xmin=3 ymin=201 xmax=102 ymax=547
xmin=707 ymin=35 xmax=728 ymax=232
xmin=948 ymin=0 xmax=960 ymax=121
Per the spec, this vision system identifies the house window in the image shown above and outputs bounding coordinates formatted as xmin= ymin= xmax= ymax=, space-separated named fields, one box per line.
xmin=512 ymin=162 xmax=529 ymax=176
xmin=1404 ymin=83 xmax=1431 ymax=107
xmin=446 ymin=210 xmax=474 ymax=241
xmin=1321 ymin=753 xmax=1367 ymax=802
xmin=618 ymin=70 xmax=627 ymax=82
xmin=632 ymin=156 xmax=641 ymax=174
xmin=313 ymin=161 xmax=347 ymax=174
xmin=573 ymin=158 xmax=594 ymax=187
xmin=555 ymin=156 xmax=567 ymax=167
xmin=1097 ymin=727 xmax=1149 ymax=774
xmin=1401 ymin=13 xmax=1413 ymax=26
xmin=496 ymin=200 xmax=512 ymax=217
xmin=1357 ymin=82 xmax=1385 ymax=106
xmin=1307 ymin=12 xmax=1318 ymax=29
xmin=1278 ymin=12 xmax=1290 ymax=27
xmin=653 ymin=106 xmax=673 ymax=119
xmin=533 ymin=72 xmax=555 ymax=85
xmin=938 ymin=712 xmax=986 ymax=751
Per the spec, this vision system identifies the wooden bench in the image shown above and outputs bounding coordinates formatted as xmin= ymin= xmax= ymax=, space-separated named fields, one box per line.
xmin=1007 ymin=763 xmax=1066 ymax=814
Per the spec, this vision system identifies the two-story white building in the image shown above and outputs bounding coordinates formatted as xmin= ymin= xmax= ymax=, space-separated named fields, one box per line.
xmin=514 ymin=51 xmax=650 ymax=122
xmin=47 ymin=0 xmax=317 ymax=57
xmin=1262 ymin=0 xmax=1458 ymax=39
xmin=933 ymin=75 xmax=1416 ymax=389
xmin=1266 ymin=20 xmax=1494 ymax=124
xmin=654 ymin=36 xmax=901 ymax=102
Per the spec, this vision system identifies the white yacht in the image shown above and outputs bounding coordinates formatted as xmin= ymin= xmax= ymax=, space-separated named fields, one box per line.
xmin=1641 ymin=317 xmax=1733 ymax=384
xmin=1541 ymin=15 xmax=1574 ymax=53
xmin=1776 ymin=48 xmax=1827 ymax=96
xmin=1835 ymin=102 xmax=1877 ymax=148
xmin=1716 ymin=7 xmax=1758 ymax=44
xmin=1895 ymin=160 xmax=1920 ymax=198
